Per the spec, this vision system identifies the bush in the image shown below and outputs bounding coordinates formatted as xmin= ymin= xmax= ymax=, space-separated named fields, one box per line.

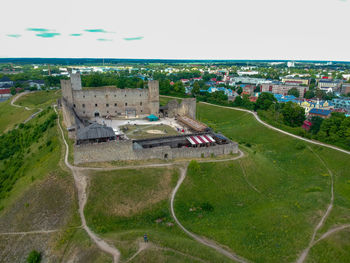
xmin=201 ymin=202 xmax=214 ymax=212
xmin=295 ymin=142 xmax=306 ymax=150
xmin=27 ymin=250 xmax=41 ymax=263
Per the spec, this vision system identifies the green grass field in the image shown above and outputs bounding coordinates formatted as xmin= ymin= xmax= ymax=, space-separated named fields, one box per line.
xmin=0 ymin=99 xmax=35 ymax=133
xmin=172 ymin=102 xmax=350 ymax=263
xmin=85 ymin=167 xmax=232 ymax=262
xmin=16 ymin=90 xmax=61 ymax=109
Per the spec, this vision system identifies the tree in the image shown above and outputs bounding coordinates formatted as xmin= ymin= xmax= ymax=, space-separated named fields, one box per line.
xmin=10 ymin=87 xmax=16 ymax=95
xmin=255 ymin=92 xmax=277 ymax=111
xmin=236 ymin=87 xmax=243 ymax=95
xmin=281 ymin=102 xmax=305 ymax=127
xmin=304 ymin=90 xmax=315 ymax=99
xmin=310 ymin=116 xmax=323 ymax=135
xmin=287 ymin=88 xmax=300 ymax=98
xmin=27 ymin=250 xmax=41 ymax=263
xmin=173 ymin=81 xmax=185 ymax=94
xmin=192 ymin=81 xmax=200 ymax=95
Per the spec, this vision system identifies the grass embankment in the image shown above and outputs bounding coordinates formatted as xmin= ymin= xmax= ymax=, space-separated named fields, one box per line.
xmin=85 ymin=167 xmax=232 ymax=262
xmin=172 ymin=103 xmax=350 ymax=263
xmin=0 ymin=100 xmax=110 ymax=261
xmin=16 ymin=90 xmax=61 ymax=109
xmin=0 ymin=99 xmax=35 ymax=133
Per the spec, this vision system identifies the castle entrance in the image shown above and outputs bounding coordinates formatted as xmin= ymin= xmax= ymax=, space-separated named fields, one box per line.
xmin=94 ymin=112 xmax=100 ymax=117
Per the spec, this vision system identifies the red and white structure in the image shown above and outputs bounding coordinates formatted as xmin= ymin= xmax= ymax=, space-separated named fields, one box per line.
xmin=186 ymin=134 xmax=215 ymax=146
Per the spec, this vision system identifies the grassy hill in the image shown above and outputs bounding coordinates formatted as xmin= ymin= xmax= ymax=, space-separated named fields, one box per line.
xmin=172 ymin=102 xmax=350 ymax=262
xmin=85 ymin=167 xmax=232 ymax=262
xmin=0 ymin=93 xmax=111 ymax=262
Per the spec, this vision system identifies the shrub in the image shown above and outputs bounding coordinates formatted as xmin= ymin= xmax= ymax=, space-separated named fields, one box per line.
xmin=295 ymin=142 xmax=306 ymax=150
xmin=27 ymin=250 xmax=41 ymax=263
xmin=201 ymin=202 xmax=214 ymax=212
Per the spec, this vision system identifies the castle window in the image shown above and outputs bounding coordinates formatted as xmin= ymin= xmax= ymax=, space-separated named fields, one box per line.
xmin=140 ymin=102 xmax=142 ymax=106
xmin=83 ymin=111 xmax=85 ymax=114
xmin=140 ymin=94 xmax=141 ymax=96
xmin=115 ymin=110 xmax=117 ymax=113
xmin=82 ymin=104 xmax=85 ymax=108
xmin=106 ymin=104 xmax=109 ymax=107
xmin=94 ymin=95 xmax=96 ymax=98
xmin=73 ymin=104 xmax=76 ymax=108
xmin=114 ymin=94 xmax=116 ymax=97
xmin=125 ymin=102 xmax=127 ymax=106
xmin=83 ymin=95 xmax=85 ymax=98
xmin=106 ymin=95 xmax=108 ymax=98
xmin=141 ymin=110 xmax=143 ymax=113
xmin=95 ymin=103 xmax=98 ymax=107
xmin=125 ymin=94 xmax=127 ymax=97
xmin=107 ymin=110 xmax=109 ymax=113
xmin=114 ymin=103 xmax=117 ymax=107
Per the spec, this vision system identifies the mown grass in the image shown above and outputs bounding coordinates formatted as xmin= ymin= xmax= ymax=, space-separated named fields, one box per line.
xmin=172 ymin=102 xmax=350 ymax=263
xmin=84 ymin=167 xmax=232 ymax=262
xmin=0 ymin=99 xmax=35 ymax=133
xmin=16 ymin=90 xmax=61 ymax=109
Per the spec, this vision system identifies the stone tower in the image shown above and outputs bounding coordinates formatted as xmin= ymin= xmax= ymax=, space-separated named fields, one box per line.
xmin=147 ymin=80 xmax=159 ymax=115
xmin=70 ymin=72 xmax=82 ymax=90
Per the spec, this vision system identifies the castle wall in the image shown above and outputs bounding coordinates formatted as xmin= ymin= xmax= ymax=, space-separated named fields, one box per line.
xmin=74 ymin=140 xmax=238 ymax=164
xmin=61 ymin=79 xmax=74 ymax=106
xmin=72 ymin=87 xmax=150 ymax=118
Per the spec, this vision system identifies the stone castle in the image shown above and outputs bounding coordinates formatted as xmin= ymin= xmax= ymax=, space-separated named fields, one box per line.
xmin=60 ymin=73 xmax=238 ymax=164
xmin=61 ymin=73 xmax=159 ymax=118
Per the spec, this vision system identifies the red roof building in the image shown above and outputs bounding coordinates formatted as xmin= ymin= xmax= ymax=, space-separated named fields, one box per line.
xmin=302 ymin=120 xmax=312 ymax=131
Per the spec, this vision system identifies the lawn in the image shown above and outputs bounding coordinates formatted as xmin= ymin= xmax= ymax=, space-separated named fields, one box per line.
xmin=84 ymin=167 xmax=232 ymax=263
xmin=121 ymin=124 xmax=179 ymax=139
xmin=172 ymin=102 xmax=350 ymax=263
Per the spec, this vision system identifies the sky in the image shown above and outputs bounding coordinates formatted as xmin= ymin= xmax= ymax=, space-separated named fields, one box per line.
xmin=1 ymin=0 xmax=349 ymax=61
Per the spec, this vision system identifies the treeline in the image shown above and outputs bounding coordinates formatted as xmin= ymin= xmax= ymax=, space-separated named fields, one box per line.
xmin=0 ymin=108 xmax=57 ymax=200
xmin=81 ymin=73 xmax=144 ymax=89
xmin=254 ymin=93 xmax=350 ymax=150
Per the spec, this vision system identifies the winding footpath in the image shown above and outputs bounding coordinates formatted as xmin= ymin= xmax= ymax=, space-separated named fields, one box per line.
xmin=170 ymin=152 xmax=250 ymax=263
xmin=10 ymin=91 xmax=43 ymax=124
xmin=54 ymin=106 xmax=121 ymax=263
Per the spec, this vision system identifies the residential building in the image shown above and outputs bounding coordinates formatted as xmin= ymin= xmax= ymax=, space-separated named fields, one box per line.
xmin=341 ymin=83 xmax=350 ymax=95
xmin=308 ymin=108 xmax=331 ymax=119
xmin=281 ymin=78 xmax=310 ymax=86
xmin=0 ymin=76 xmax=14 ymax=87
xmin=317 ymin=79 xmax=342 ymax=93
xmin=261 ymin=83 xmax=309 ymax=98
xmin=332 ymin=97 xmax=350 ymax=113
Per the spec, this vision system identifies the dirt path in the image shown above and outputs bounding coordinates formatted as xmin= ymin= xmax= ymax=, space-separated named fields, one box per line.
xmin=296 ymin=147 xmax=335 ymax=263
xmin=55 ymin=106 xmax=121 ymax=263
xmin=313 ymin=224 xmax=350 ymax=245
xmin=239 ymin=160 xmax=261 ymax=194
xmin=0 ymin=229 xmax=59 ymax=236
xmin=170 ymin=151 xmax=250 ymax=263
xmin=10 ymin=91 xmax=43 ymax=123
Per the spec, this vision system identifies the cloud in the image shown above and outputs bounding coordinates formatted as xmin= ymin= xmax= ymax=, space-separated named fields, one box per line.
xmin=36 ymin=32 xmax=61 ymax=38
xmin=123 ymin=36 xmax=144 ymax=41
xmin=70 ymin=33 xmax=82 ymax=36
xmin=27 ymin=28 xmax=50 ymax=32
xmin=85 ymin=29 xmax=109 ymax=33
xmin=7 ymin=34 xmax=21 ymax=38
xmin=97 ymin=38 xmax=113 ymax=42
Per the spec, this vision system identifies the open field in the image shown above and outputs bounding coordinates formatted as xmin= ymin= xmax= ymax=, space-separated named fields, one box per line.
xmin=171 ymin=102 xmax=350 ymax=263
xmin=0 ymin=99 xmax=35 ymax=133
xmin=16 ymin=90 xmax=61 ymax=109
xmin=121 ymin=124 xmax=179 ymax=139
xmin=84 ymin=167 xmax=233 ymax=262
